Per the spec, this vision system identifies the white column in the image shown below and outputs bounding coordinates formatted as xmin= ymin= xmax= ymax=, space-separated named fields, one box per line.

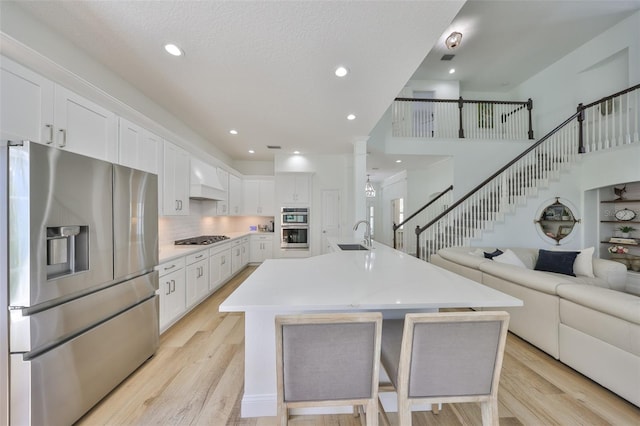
xmin=353 ymin=138 xmax=368 ymax=240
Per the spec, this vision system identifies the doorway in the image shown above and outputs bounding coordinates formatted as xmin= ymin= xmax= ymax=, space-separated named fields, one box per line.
xmin=321 ymin=190 xmax=341 ymax=254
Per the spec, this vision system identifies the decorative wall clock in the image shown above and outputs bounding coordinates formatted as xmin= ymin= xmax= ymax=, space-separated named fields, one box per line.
xmin=615 ymin=208 xmax=636 ymax=221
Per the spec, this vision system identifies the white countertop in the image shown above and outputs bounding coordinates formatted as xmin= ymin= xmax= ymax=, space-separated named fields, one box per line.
xmin=158 ymin=231 xmax=274 ymax=264
xmin=219 ymin=239 xmax=522 ymax=312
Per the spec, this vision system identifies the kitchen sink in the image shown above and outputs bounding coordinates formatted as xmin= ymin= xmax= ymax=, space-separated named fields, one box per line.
xmin=337 ymin=244 xmax=369 ymax=251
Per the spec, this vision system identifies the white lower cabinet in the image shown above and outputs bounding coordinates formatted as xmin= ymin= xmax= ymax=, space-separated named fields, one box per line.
xmin=231 ymin=239 xmax=242 ymax=274
xmin=185 ymin=250 xmax=209 ymax=308
xmin=209 ymin=242 xmax=232 ymax=292
xmin=241 ymin=237 xmax=250 ymax=267
xmin=158 ymin=258 xmax=186 ymax=333
xmin=250 ymin=234 xmax=273 ymax=263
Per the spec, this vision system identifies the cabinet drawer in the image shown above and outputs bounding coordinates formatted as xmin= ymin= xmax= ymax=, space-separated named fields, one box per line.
xmin=157 ymin=258 xmax=185 ymax=277
xmin=209 ymin=242 xmax=231 ymax=256
xmin=186 ymin=250 xmax=208 ymax=265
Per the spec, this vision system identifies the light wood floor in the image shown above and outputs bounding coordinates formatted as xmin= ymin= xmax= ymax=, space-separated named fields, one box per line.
xmin=77 ymin=266 xmax=640 ymax=425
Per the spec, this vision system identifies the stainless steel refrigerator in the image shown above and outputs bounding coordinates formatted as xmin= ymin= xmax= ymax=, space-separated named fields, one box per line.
xmin=1 ymin=140 xmax=159 ymax=425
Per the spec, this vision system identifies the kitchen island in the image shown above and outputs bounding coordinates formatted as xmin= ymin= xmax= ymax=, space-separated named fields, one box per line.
xmin=220 ymin=240 xmax=522 ymax=417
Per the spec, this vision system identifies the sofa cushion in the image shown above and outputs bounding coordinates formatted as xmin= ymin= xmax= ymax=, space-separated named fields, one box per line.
xmin=535 ymin=249 xmax=580 ymax=276
xmin=479 ymin=261 xmax=567 ymax=295
xmin=483 ymin=249 xmax=503 ymax=259
xmin=437 ymin=247 xmax=490 ymax=269
xmin=493 ymin=249 xmax=527 ymax=268
xmin=553 ymin=247 xmax=595 ymax=277
xmin=557 ymin=284 xmax=640 ymax=325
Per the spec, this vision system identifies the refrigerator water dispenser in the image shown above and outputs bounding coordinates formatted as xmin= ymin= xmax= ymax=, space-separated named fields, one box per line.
xmin=46 ymin=225 xmax=88 ymax=279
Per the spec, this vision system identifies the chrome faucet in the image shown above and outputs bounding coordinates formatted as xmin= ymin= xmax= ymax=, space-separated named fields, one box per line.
xmin=353 ymin=220 xmax=372 ymax=247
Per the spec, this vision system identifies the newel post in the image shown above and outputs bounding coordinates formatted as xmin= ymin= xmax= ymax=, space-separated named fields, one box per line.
xmin=415 ymin=225 xmax=421 ymax=259
xmin=577 ymin=103 xmax=585 ymax=153
xmin=527 ymin=98 xmax=534 ymax=139
xmin=458 ymin=97 xmax=465 ymax=138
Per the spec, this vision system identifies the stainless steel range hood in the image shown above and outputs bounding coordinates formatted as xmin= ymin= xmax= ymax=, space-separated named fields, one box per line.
xmin=190 ymin=158 xmax=227 ymax=201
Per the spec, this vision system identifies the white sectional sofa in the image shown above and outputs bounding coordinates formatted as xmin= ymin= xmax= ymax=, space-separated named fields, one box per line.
xmin=431 ymin=247 xmax=640 ymax=407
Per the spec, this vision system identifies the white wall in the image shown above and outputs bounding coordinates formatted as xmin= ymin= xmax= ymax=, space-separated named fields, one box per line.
xmin=385 ymin=137 xmax=530 ymax=198
xmin=510 ymin=10 xmax=640 ymax=137
xmin=274 ymin=153 xmax=353 ymax=256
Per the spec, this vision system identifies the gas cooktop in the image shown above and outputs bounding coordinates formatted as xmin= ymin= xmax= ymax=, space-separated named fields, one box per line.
xmin=174 ymin=235 xmax=230 ymax=245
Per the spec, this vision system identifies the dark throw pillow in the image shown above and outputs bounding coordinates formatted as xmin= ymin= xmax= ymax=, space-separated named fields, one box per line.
xmin=484 ymin=249 xmax=503 ymax=259
xmin=534 ymin=249 xmax=580 ymax=276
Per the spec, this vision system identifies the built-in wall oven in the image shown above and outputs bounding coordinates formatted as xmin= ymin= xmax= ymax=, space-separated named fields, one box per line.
xmin=281 ymin=207 xmax=309 ymax=249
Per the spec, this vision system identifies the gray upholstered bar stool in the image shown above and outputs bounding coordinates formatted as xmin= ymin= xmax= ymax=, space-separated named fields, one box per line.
xmin=378 ymin=311 xmax=510 ymax=426
xmin=275 ymin=312 xmax=383 ymax=426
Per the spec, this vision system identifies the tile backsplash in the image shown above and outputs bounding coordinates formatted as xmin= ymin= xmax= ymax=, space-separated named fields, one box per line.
xmin=158 ymin=201 xmax=274 ymax=246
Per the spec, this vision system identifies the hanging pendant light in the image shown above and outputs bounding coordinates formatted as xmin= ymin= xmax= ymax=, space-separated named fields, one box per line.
xmin=365 ymin=175 xmax=376 ymax=198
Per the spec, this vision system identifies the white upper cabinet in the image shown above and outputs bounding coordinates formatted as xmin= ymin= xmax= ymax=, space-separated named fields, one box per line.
xmin=279 ymin=173 xmax=311 ymax=205
xmin=1 ymin=56 xmax=54 ymax=143
xmin=229 ymin=173 xmax=243 ymax=216
xmin=162 ymin=140 xmax=190 ymax=215
xmin=1 ymin=56 xmax=117 ymax=162
xmin=118 ymin=118 xmax=160 ymax=174
xmin=216 ymin=168 xmax=230 ymax=215
xmin=54 ymin=85 xmax=118 ymax=162
xmin=243 ymin=178 xmax=275 ymax=216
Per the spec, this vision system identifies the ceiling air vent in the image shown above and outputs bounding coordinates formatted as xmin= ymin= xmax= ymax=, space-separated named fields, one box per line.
xmin=441 ymin=54 xmax=455 ymax=61
xmin=266 ymin=145 xmax=281 ymax=150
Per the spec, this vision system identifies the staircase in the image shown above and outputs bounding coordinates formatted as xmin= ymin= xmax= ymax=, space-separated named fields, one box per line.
xmin=411 ymin=84 xmax=640 ymax=261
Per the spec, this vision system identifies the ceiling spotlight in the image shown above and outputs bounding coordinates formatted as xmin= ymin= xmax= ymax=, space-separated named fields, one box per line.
xmin=395 ymin=159 xmax=402 ymax=163
xmin=293 ymin=151 xmax=300 ymax=155
xmin=335 ymin=66 xmax=349 ymax=77
xmin=445 ymin=31 xmax=462 ymax=50
xmin=164 ymin=43 xmax=184 ymax=56
xmin=229 ymin=129 xmax=238 ymax=135
xmin=347 ymin=114 xmax=356 ymax=120
xmin=248 ymin=149 xmax=255 ymax=154
xmin=449 ymin=68 xmax=456 ymax=74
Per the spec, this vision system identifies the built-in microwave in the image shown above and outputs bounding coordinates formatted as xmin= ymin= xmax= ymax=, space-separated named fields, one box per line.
xmin=281 ymin=226 xmax=309 ymax=249
xmin=281 ymin=207 xmax=309 ymax=225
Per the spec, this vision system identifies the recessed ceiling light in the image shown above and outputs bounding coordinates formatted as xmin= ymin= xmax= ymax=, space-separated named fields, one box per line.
xmin=164 ymin=43 xmax=183 ymax=57
xmin=395 ymin=160 xmax=402 ymax=163
xmin=248 ymin=149 xmax=255 ymax=154
xmin=229 ymin=129 xmax=238 ymax=135
xmin=347 ymin=114 xmax=356 ymax=121
xmin=293 ymin=151 xmax=301 ymax=154
xmin=449 ymin=68 xmax=456 ymax=74
xmin=335 ymin=66 xmax=349 ymax=77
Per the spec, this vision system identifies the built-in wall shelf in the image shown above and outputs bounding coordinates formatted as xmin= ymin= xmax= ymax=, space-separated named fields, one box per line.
xmin=599 ymin=181 xmax=640 ymax=271
xmin=600 ymin=220 xmax=640 ymax=224
xmin=600 ymin=240 xmax=639 ymax=246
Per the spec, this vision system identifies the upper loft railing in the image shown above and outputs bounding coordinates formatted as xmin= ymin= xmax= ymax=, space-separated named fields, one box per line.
xmin=414 ymin=83 xmax=640 ymax=261
xmin=392 ymin=97 xmax=534 ymax=140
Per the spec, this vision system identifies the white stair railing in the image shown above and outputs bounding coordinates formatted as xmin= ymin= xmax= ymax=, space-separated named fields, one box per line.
xmin=416 ymin=117 xmax=579 ymax=261
xmin=416 ymin=84 xmax=640 ymax=262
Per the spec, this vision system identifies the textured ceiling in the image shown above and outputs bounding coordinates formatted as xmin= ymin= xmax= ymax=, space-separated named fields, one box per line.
xmin=13 ymin=0 xmax=465 ymax=161
xmin=10 ymin=0 xmax=640 ymax=172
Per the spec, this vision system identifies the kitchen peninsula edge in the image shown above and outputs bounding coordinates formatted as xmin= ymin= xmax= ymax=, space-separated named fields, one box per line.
xmin=219 ymin=239 xmax=522 ymax=417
